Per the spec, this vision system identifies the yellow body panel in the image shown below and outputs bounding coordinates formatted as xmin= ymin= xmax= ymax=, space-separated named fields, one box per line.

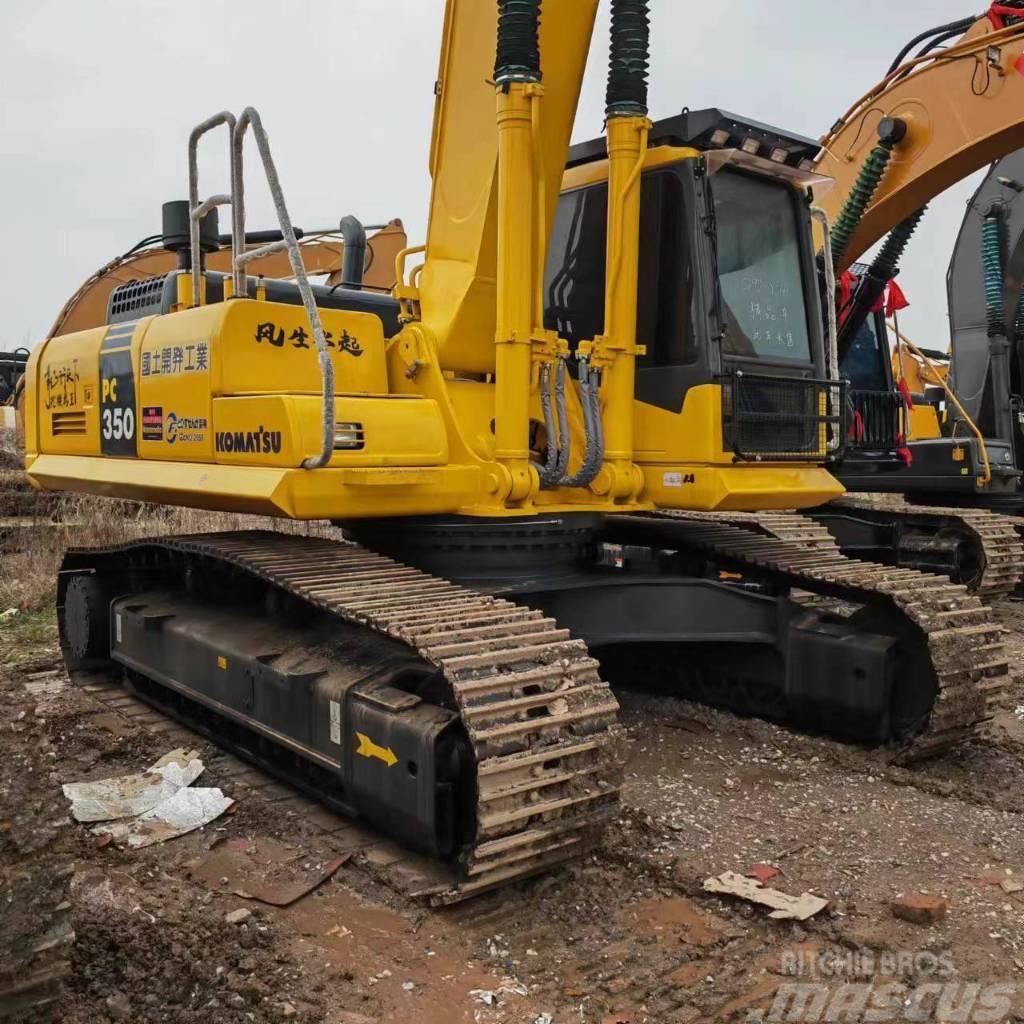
xmin=24 ymin=7 xmax=846 ymax=524
xmin=641 ymin=465 xmax=843 ymax=512
xmin=906 ymin=403 xmax=942 ymax=441
xmin=210 ymin=395 xmax=447 ymax=469
xmin=27 ymin=454 xmax=478 ymax=520
xmin=561 ymin=144 xmax=701 ymax=192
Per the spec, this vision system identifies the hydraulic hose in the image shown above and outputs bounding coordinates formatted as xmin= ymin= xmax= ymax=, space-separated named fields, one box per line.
xmin=886 ymin=16 xmax=978 ymax=74
xmin=552 ymin=358 xmax=571 ymax=482
xmin=560 ymin=361 xmax=604 ymax=489
xmin=531 ymin=364 xmax=560 ymax=489
xmin=836 ymin=208 xmax=926 ymax=364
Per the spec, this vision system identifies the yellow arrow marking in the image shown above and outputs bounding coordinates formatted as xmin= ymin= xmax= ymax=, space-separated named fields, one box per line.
xmin=355 ymin=732 xmax=398 ymax=768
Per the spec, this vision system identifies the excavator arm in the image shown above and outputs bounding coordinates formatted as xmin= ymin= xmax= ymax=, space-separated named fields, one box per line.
xmin=816 ymin=8 xmax=1024 ymax=271
xmin=417 ymin=0 xmax=598 ymax=374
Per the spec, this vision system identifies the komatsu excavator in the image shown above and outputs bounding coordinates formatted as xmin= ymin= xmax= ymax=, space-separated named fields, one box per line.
xmin=709 ymin=5 xmax=1024 ymax=599
xmin=20 ymin=1 xmax=1012 ymax=905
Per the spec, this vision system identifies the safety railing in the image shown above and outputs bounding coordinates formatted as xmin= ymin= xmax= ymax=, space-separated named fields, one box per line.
xmin=721 ymin=371 xmax=847 ymax=463
xmin=188 ymin=107 xmax=335 ymax=470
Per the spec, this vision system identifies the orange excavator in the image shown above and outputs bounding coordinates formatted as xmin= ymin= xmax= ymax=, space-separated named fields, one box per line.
xmin=769 ymin=4 xmax=1024 ymax=598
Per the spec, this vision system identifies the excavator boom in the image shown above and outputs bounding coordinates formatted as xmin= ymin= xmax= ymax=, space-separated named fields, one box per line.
xmin=817 ymin=13 xmax=1024 ymax=271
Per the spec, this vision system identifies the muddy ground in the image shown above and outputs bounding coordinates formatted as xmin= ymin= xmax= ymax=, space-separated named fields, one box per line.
xmin=3 ymin=587 xmax=1024 ymax=1023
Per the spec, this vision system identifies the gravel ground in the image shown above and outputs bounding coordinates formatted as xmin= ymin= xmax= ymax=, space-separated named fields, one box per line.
xmin=3 ymin=600 xmax=1024 ymax=1024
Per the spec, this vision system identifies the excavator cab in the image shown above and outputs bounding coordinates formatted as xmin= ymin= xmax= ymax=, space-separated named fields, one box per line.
xmin=549 ymin=109 xmax=844 ymax=478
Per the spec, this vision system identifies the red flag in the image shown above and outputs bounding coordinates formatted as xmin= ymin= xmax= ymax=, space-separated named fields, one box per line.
xmin=897 ymin=376 xmax=915 ymax=410
xmin=896 ymin=432 xmax=913 ymax=466
xmin=886 ymin=279 xmax=909 ymax=315
xmin=848 ymin=409 xmax=865 ymax=442
xmin=837 ymin=271 xmax=857 ymax=326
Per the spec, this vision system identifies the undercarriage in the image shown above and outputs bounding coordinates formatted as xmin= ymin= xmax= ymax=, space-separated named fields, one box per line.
xmin=57 ymin=512 xmax=1010 ymax=902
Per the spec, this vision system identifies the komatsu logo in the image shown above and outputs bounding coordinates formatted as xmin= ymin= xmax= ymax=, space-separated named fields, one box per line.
xmin=215 ymin=425 xmax=282 ymax=455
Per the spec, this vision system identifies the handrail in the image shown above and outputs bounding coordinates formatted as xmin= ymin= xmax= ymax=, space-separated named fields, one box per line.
xmin=394 ymin=244 xmax=426 ymax=291
xmin=885 ymin=320 xmax=992 ymax=487
xmin=188 ymin=111 xmax=236 ymax=308
xmin=231 ymin=107 xmax=335 ymax=470
xmin=811 ymin=207 xmax=839 ymax=384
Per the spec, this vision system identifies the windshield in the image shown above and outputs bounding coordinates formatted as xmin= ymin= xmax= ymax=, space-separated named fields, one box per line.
xmin=842 ymin=312 xmax=890 ymax=390
xmin=712 ymin=170 xmax=812 ymax=363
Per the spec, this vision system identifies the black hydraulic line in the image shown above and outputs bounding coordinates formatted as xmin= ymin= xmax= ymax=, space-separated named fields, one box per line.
xmin=552 ymin=358 xmax=571 ymax=482
xmin=216 ymin=227 xmax=308 ymax=245
xmin=912 ymin=26 xmax=969 ymax=59
xmin=606 ymin=0 xmax=650 ymax=117
xmin=494 ymin=0 xmax=541 ymax=85
xmin=886 ymin=15 xmax=979 ymax=74
xmin=121 ymin=234 xmax=163 ymax=257
xmin=532 ymin=363 xmax=561 ymax=489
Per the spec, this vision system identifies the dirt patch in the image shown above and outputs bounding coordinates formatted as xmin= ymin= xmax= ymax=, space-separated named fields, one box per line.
xmin=4 ymin=593 xmax=1024 ymax=1022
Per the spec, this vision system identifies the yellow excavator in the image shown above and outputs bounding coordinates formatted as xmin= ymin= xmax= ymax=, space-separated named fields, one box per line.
xmin=19 ymin=1 xmax=1012 ymax=906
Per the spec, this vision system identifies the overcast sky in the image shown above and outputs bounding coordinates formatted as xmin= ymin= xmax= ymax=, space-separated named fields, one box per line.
xmin=0 ymin=0 xmax=987 ymax=352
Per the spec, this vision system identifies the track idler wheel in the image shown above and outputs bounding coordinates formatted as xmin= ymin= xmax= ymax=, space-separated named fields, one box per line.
xmin=60 ymin=573 xmax=113 ymax=670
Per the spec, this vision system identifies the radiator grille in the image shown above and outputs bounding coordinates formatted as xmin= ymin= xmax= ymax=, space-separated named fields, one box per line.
xmin=721 ymin=372 xmax=846 ymax=462
xmin=847 ymin=388 xmax=902 ymax=451
xmin=51 ymin=411 xmax=87 ymax=436
xmin=109 ymin=275 xmax=169 ymax=322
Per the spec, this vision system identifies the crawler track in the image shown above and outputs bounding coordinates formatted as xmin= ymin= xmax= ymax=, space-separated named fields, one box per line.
xmin=61 ymin=532 xmax=622 ymax=905
xmin=810 ymin=496 xmax=1024 ymax=599
xmin=621 ymin=511 xmax=1010 ymax=761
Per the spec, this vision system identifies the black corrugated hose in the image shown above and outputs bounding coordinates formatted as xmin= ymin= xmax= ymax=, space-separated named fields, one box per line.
xmin=606 ymin=0 xmax=650 ymax=117
xmin=494 ymin=0 xmax=541 ymax=85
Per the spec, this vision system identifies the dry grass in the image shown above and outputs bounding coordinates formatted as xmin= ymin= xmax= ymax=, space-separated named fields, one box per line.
xmin=0 ymin=490 xmax=333 ymax=613
xmin=0 ymin=429 xmax=333 ymax=613
xmin=0 ymin=428 xmax=19 ymax=470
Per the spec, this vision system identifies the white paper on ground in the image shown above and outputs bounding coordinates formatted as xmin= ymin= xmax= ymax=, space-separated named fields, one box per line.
xmin=94 ymin=787 xmax=235 ymax=849
xmin=703 ymin=870 xmax=829 ymax=921
xmin=62 ymin=748 xmax=204 ymax=822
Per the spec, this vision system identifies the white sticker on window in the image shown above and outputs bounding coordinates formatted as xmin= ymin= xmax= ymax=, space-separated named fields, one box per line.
xmin=329 ymin=700 xmax=341 ymax=745
xmin=663 ymin=472 xmax=684 ymax=488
